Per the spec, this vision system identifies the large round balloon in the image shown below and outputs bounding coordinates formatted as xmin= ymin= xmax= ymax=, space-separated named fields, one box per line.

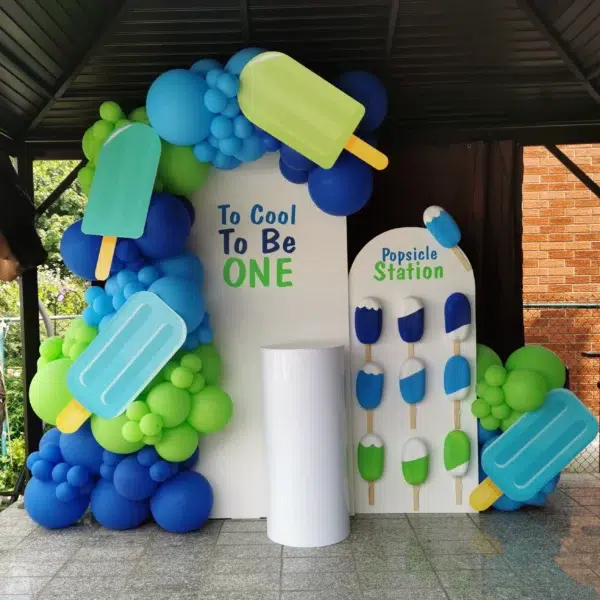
xmin=136 ymin=193 xmax=192 ymax=259
xmin=146 ymin=69 xmax=212 ymax=146
xmin=90 ymin=479 xmax=150 ymax=530
xmin=155 ymin=253 xmax=204 ymax=284
xmin=505 ymin=345 xmax=566 ymax=389
xmin=225 ymin=48 xmax=265 ymax=75
xmin=502 ymin=369 xmax=549 ymax=413
xmin=333 ymin=71 xmax=388 ymax=134
xmin=157 ymin=142 xmax=210 ymax=197
xmin=194 ymin=344 xmax=222 ymax=385
xmin=60 ymin=220 xmax=112 ymax=281
xmin=29 ymin=358 xmax=73 ymax=425
xmin=91 ymin=413 xmax=145 ymax=454
xmin=476 ymin=344 xmax=503 ymax=383
xmin=154 ymin=422 xmax=199 ymax=462
xmin=113 ymin=455 xmax=159 ymax=501
xmin=59 ymin=421 xmax=104 ymax=475
xmin=25 ymin=478 xmax=90 ymax=529
xmin=151 ymin=471 xmax=213 ymax=533
xmin=188 ymin=386 xmax=233 ymax=433
xmin=308 ymin=153 xmax=373 ymax=217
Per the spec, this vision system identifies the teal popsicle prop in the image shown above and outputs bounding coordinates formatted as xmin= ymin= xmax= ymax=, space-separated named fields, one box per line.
xmin=83 ymin=123 xmax=161 ymax=280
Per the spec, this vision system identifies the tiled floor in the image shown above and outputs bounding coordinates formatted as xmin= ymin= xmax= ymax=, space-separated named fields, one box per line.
xmin=2 ymin=473 xmax=600 ymax=599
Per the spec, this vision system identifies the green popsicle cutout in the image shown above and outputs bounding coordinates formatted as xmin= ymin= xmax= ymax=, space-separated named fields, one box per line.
xmin=358 ymin=433 xmax=384 ymax=506
xmin=444 ymin=430 xmax=471 ymax=505
xmin=402 ymin=438 xmax=429 ymax=512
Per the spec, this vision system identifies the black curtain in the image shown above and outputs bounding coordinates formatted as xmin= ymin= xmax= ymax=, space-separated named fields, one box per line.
xmin=347 ymin=140 xmax=525 ymax=361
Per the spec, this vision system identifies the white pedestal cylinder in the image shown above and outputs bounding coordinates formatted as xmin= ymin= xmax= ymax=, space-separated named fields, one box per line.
xmin=262 ymin=344 xmax=350 ymax=547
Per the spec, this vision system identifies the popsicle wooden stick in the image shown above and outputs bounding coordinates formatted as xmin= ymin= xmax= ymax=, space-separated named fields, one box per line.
xmin=95 ymin=236 xmax=117 ymax=281
xmin=345 ymin=135 xmax=389 ymax=171
xmin=413 ymin=486 xmax=420 ymax=512
xmin=454 ymin=401 xmax=460 ymax=430
xmin=453 ymin=247 xmax=472 ymax=272
xmin=365 ymin=344 xmax=372 ymax=363
xmin=366 ymin=410 xmax=374 ymax=434
xmin=409 ymin=405 xmax=417 ymax=430
xmin=455 ymin=479 xmax=462 ymax=506
xmin=368 ymin=482 xmax=375 ymax=506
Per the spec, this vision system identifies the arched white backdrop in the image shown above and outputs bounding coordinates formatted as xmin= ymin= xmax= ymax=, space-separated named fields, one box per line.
xmin=190 ymin=154 xmax=351 ymax=518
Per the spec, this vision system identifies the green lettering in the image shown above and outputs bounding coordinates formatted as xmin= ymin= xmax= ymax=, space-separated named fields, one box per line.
xmin=373 ymin=261 xmax=386 ymax=281
xmin=423 ymin=266 xmax=432 ymax=280
xmin=397 ymin=267 xmax=405 ymax=280
xmin=249 ymin=257 xmax=270 ymax=288
xmin=223 ymin=257 xmax=245 ymax=288
xmin=435 ymin=266 xmax=444 ymax=279
xmin=276 ymin=258 xmax=293 ymax=287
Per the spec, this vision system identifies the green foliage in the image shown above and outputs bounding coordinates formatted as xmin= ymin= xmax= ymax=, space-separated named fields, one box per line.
xmin=0 ymin=436 xmax=25 ymax=491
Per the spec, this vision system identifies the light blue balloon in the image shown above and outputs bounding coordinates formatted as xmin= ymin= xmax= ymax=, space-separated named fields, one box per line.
xmin=190 ymin=58 xmax=222 ymax=76
xmin=219 ymin=137 xmax=242 ymax=156
xmin=204 ymin=88 xmax=227 ymax=114
xmin=210 ymin=116 xmax=233 ymax=139
xmin=221 ymin=98 xmax=240 ymax=118
xmin=225 ymin=48 xmax=265 ymax=75
xmin=233 ymin=115 xmax=253 ymax=139
xmin=193 ymin=141 xmax=216 ymax=163
xmin=234 ymin=136 xmax=264 ymax=162
xmin=216 ymin=73 xmax=239 ymax=98
xmin=213 ymin=152 xmax=241 ymax=170
xmin=148 ymin=276 xmax=205 ymax=332
xmin=155 ymin=253 xmax=204 ymax=284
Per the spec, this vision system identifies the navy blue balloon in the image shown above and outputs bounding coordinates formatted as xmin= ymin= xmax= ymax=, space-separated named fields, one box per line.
xmin=334 ymin=71 xmax=388 ymax=134
xmin=113 ymin=455 xmax=159 ymax=501
xmin=90 ymin=479 xmax=150 ymax=530
xmin=149 ymin=276 xmax=205 ymax=332
xmin=25 ymin=478 xmax=89 ymax=529
xmin=151 ymin=471 xmax=213 ymax=533
xmin=225 ymin=48 xmax=265 ymax=75
xmin=177 ymin=196 xmax=196 ymax=225
xmin=146 ymin=69 xmax=212 ymax=146
xmin=59 ymin=421 xmax=104 ymax=475
xmin=279 ymin=159 xmax=309 ymax=184
xmin=180 ymin=447 xmax=200 ymax=471
xmin=308 ymin=154 xmax=373 ymax=216
xmin=155 ymin=253 xmax=204 ymax=284
xmin=280 ymin=144 xmax=316 ymax=172
xmin=60 ymin=220 xmax=103 ymax=281
xmin=115 ymin=240 xmax=141 ymax=263
xmin=136 ymin=193 xmax=192 ymax=260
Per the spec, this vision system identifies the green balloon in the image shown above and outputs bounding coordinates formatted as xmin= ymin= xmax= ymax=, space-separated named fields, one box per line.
xmin=480 ymin=415 xmax=501 ymax=431
xmin=129 ymin=106 xmax=149 ymax=124
xmin=29 ymin=358 xmax=73 ymax=425
xmin=92 ymin=119 xmax=113 ymax=141
xmin=476 ymin=344 xmax=503 ymax=382
xmin=114 ymin=118 xmax=131 ymax=131
xmin=188 ymin=386 xmax=233 ymax=433
xmin=180 ymin=353 xmax=202 ymax=373
xmin=170 ymin=366 xmax=195 ymax=390
xmin=194 ymin=344 xmax=222 ymax=386
xmin=155 ymin=422 xmax=199 ymax=462
xmin=82 ymin=127 xmax=97 ymax=162
xmin=62 ymin=338 xmax=75 ymax=359
xmin=122 ymin=421 xmax=144 ymax=444
xmin=75 ymin=321 xmax=98 ymax=344
xmin=68 ymin=341 xmax=88 ymax=361
xmin=471 ymin=398 xmax=490 ymax=419
xmin=162 ymin=361 xmax=178 ymax=381
xmin=501 ymin=410 xmax=523 ymax=431
xmin=77 ymin=166 xmax=95 ymax=195
xmin=482 ymin=386 xmax=505 ymax=407
xmin=484 ymin=365 xmax=507 ymax=387
xmin=40 ymin=336 xmax=63 ymax=361
xmin=505 ymin=345 xmax=566 ymax=389
xmin=502 ymin=369 xmax=548 ymax=413
xmin=188 ymin=373 xmax=206 ymax=394
xmin=491 ymin=403 xmax=512 ymax=420
xmin=91 ymin=413 xmax=145 ymax=454
xmin=140 ymin=413 xmax=163 ymax=437
xmin=476 ymin=381 xmax=490 ymax=399
xmin=99 ymin=101 xmax=123 ymax=123
xmin=37 ymin=356 xmax=49 ymax=370
xmin=146 ymin=382 xmax=191 ymax=428
xmin=157 ymin=142 xmax=209 ymax=197
xmin=126 ymin=400 xmax=150 ymax=421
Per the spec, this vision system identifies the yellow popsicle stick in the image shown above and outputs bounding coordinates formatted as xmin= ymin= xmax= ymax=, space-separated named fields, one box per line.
xmin=345 ymin=135 xmax=389 ymax=171
xmin=57 ymin=399 xmax=92 ymax=434
xmin=95 ymin=236 xmax=117 ymax=281
xmin=469 ymin=477 xmax=503 ymax=511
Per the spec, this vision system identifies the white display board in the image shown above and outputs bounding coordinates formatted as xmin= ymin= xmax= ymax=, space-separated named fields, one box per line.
xmin=349 ymin=227 xmax=478 ymax=513
xmin=189 ymin=155 xmax=351 ymax=518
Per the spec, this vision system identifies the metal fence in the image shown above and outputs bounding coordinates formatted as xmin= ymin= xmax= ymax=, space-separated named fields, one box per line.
xmin=523 ymin=303 xmax=600 ymax=474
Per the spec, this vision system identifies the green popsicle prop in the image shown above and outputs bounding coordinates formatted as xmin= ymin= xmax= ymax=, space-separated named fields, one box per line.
xmin=444 ymin=430 xmax=471 ymax=505
xmin=402 ymin=438 xmax=429 ymax=512
xmin=357 ymin=433 xmax=384 ymax=506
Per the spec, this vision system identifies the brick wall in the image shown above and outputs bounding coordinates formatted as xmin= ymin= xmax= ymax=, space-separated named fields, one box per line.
xmin=523 ymin=145 xmax=600 ymax=412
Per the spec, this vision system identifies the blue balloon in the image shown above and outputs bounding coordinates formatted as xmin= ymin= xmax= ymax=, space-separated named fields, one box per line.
xmin=91 ymin=479 xmax=150 ymax=530
xmin=149 ymin=276 xmax=205 ymax=332
xmin=60 ymin=220 xmax=103 ymax=281
xmin=32 ymin=460 xmax=54 ymax=481
xmin=113 ymin=456 xmax=159 ymax=501
xmin=67 ymin=465 xmax=89 ymax=488
xmin=52 ymin=462 xmax=70 ymax=483
xmin=151 ymin=471 xmax=213 ymax=533
xmin=59 ymin=421 xmax=104 ymax=475
xmin=176 ymin=196 xmax=195 ymax=226
xmin=280 ymin=144 xmax=316 ymax=172
xmin=26 ymin=451 xmax=41 ymax=470
xmin=213 ymin=152 xmax=241 ymax=170
xmin=194 ymin=141 xmax=216 ymax=163
xmin=93 ymin=293 xmax=114 ymax=317
xmin=217 ymin=73 xmax=239 ymax=99
xmin=115 ymin=240 xmax=141 ymax=263
xmin=225 ymin=48 xmax=265 ymax=75
xmin=137 ymin=446 xmax=160 ymax=467
xmin=180 ymin=447 xmax=200 ymax=471
xmin=40 ymin=428 xmax=61 ymax=449
xmin=100 ymin=464 xmax=116 ymax=481
xmin=82 ymin=306 xmax=101 ymax=327
xmin=279 ymin=159 xmax=309 ymax=184
xmin=234 ymin=136 xmax=264 ymax=163
xmin=105 ymin=276 xmax=120 ymax=297
xmin=124 ymin=282 xmax=145 ymax=299
xmin=190 ymin=58 xmax=223 ymax=76
xmin=25 ymin=478 xmax=89 ymax=529
xmin=211 ymin=116 xmax=233 ymax=139
xmin=136 ymin=193 xmax=192 ymax=260
xmin=149 ymin=461 xmax=176 ymax=483
xmin=147 ymin=69 xmax=212 ymax=146
xmin=204 ymin=88 xmax=227 ymax=114
xmin=155 ymin=253 xmax=204 ymax=284
xmin=334 ymin=71 xmax=388 ymax=134
xmin=137 ymin=265 xmax=161 ymax=287
xmin=84 ymin=286 xmax=104 ymax=304
xmin=221 ymin=98 xmax=241 ymax=118
xmin=56 ymin=482 xmax=78 ymax=503
xmin=39 ymin=443 xmax=62 ymax=463
xmin=308 ymin=154 xmax=373 ymax=216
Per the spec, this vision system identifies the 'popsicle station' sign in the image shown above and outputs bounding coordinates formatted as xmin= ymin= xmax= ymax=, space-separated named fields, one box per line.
xmin=217 ymin=202 xmax=297 ymax=288
xmin=374 ymin=246 xmax=444 ymax=281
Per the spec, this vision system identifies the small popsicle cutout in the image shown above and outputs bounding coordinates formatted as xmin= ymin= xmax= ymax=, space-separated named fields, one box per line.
xmin=238 ymin=52 xmax=389 ymax=170
xmin=356 ymin=362 xmax=384 ymax=434
xmin=358 ymin=433 xmax=385 ymax=506
xmin=398 ymin=297 xmax=424 ymax=358
xmin=402 ymin=438 xmax=429 ymax=512
xmin=83 ymin=123 xmax=161 ymax=280
xmin=354 ymin=297 xmax=382 ymax=362
xmin=444 ymin=430 xmax=471 ymax=505
xmin=444 ymin=355 xmax=471 ymax=429
xmin=423 ymin=206 xmax=471 ymax=271
xmin=399 ymin=357 xmax=426 ymax=430
xmin=444 ymin=293 xmax=471 ymax=355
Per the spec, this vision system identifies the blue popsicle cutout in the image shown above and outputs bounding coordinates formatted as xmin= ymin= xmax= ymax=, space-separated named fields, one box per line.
xmin=356 ymin=363 xmax=384 ymax=410
xmin=399 ymin=357 xmax=426 ymax=404
xmin=354 ymin=297 xmax=382 ymax=345
xmin=423 ymin=205 xmax=461 ymax=248
xmin=444 ymin=293 xmax=471 ymax=340
xmin=444 ymin=355 xmax=471 ymax=400
xmin=398 ymin=297 xmax=424 ymax=344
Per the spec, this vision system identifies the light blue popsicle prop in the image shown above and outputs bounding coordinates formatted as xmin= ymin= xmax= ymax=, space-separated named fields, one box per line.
xmin=423 ymin=206 xmax=471 ymax=271
xmin=56 ymin=292 xmax=186 ymax=433
xmin=83 ymin=123 xmax=161 ymax=280
xmin=444 ymin=355 xmax=471 ymax=429
xmin=444 ymin=292 xmax=471 ymax=355
xmin=356 ymin=363 xmax=384 ymax=411
xmin=471 ymin=389 xmax=598 ymax=511
xmin=399 ymin=357 xmax=426 ymax=429
xmin=397 ymin=297 xmax=424 ymax=357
